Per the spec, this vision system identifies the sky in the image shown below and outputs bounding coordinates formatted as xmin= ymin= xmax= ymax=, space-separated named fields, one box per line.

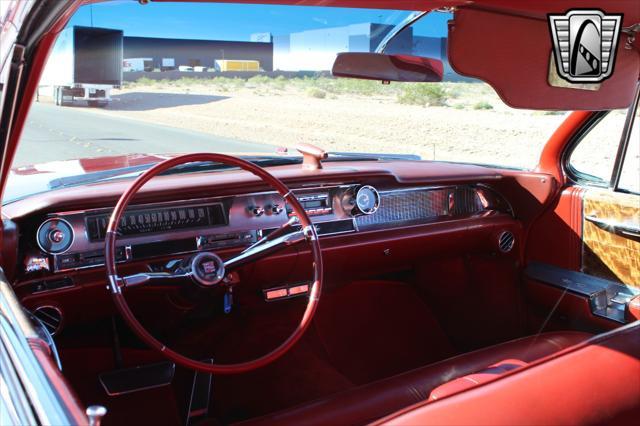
xmin=68 ymin=1 xmax=451 ymax=41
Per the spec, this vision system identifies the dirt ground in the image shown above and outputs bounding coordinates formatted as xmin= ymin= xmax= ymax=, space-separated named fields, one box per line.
xmin=56 ymin=81 xmax=634 ymax=182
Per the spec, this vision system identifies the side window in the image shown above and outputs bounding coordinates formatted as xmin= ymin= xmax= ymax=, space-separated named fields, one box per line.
xmin=618 ymin=112 xmax=639 ymax=194
xmin=568 ymin=110 xmax=628 ymax=184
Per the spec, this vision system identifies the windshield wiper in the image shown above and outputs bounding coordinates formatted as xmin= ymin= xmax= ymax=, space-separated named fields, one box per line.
xmin=159 ymin=156 xmax=301 ymax=177
xmin=48 ymin=156 xmax=302 ymax=190
xmin=327 ymin=152 xmax=421 ymax=161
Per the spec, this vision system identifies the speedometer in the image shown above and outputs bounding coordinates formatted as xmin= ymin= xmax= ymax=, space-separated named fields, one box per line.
xmin=355 ymin=185 xmax=380 ymax=215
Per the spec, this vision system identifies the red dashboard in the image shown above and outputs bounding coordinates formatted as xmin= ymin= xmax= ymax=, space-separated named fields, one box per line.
xmin=2 ymin=160 xmax=549 ymax=332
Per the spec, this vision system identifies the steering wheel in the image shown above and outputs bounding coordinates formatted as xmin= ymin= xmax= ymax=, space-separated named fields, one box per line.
xmin=104 ymin=153 xmax=323 ymax=374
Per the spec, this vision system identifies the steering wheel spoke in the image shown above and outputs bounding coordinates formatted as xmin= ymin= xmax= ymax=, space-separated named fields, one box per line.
xmin=241 ymin=215 xmax=299 ymax=253
xmin=119 ymin=271 xmax=191 ymax=289
xmin=225 ymin=227 xmax=308 ymax=271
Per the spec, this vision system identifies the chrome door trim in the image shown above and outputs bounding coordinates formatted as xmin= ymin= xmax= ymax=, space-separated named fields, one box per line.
xmin=610 ymin=81 xmax=640 ymax=190
xmin=585 ymin=215 xmax=640 ymax=242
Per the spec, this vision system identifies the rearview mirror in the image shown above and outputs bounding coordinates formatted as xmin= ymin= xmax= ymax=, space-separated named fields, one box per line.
xmin=332 ymin=52 xmax=443 ymax=83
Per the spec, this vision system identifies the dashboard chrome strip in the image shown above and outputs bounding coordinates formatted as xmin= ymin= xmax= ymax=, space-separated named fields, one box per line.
xmin=26 ymin=184 xmax=510 ymax=278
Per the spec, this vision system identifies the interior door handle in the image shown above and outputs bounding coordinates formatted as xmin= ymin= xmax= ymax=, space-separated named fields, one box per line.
xmin=586 ymin=215 xmax=640 ymax=242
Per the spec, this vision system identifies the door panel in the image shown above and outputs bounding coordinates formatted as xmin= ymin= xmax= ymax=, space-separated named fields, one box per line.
xmin=525 ymin=186 xmax=584 ymax=270
xmin=582 ymin=188 xmax=640 ymax=289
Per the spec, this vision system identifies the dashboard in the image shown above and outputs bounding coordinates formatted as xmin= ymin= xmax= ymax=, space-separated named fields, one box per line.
xmin=23 ymin=183 xmax=511 ymax=279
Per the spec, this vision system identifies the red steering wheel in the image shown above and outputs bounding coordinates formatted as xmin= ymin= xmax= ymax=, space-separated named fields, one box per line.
xmin=104 ymin=153 xmax=323 ymax=374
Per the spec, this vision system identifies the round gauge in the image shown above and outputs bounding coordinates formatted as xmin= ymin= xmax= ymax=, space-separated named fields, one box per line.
xmin=355 ymin=185 xmax=380 ymax=215
xmin=37 ymin=218 xmax=74 ymax=254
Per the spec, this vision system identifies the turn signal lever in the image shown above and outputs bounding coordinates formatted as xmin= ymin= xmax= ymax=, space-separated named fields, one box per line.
xmin=242 ymin=216 xmax=299 ymax=254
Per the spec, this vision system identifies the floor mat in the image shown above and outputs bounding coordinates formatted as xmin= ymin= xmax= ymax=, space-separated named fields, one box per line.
xmin=211 ymin=330 xmax=354 ymax=424
xmin=58 ymin=280 xmax=455 ymax=424
xmin=60 ymin=347 xmax=182 ymax=426
xmin=314 ymin=280 xmax=457 ymax=385
xmin=199 ymin=303 xmax=355 ymax=424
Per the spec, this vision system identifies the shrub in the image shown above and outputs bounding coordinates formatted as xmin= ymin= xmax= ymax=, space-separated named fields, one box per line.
xmin=397 ymin=84 xmax=448 ymax=106
xmin=247 ymin=74 xmax=270 ymax=86
xmin=473 ymin=101 xmax=493 ymax=110
xmin=307 ymin=88 xmax=327 ymax=99
xmin=212 ymin=76 xmax=245 ymax=91
xmin=134 ymin=76 xmax=156 ymax=87
xmin=330 ymin=78 xmax=386 ymax=96
xmin=272 ymin=75 xmax=288 ymax=90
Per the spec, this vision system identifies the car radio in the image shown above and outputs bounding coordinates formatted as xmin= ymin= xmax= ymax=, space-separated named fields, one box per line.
xmin=289 ymin=193 xmax=332 ymax=216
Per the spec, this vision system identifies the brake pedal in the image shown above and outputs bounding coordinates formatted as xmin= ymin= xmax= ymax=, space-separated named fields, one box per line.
xmin=99 ymin=361 xmax=175 ymax=396
xmin=185 ymin=359 xmax=213 ymax=426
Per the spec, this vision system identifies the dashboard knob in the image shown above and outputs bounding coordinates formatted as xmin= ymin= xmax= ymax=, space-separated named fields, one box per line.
xmin=49 ymin=230 xmax=65 ymax=243
xmin=249 ymin=206 xmax=265 ymax=217
xmin=271 ymin=204 xmax=284 ymax=215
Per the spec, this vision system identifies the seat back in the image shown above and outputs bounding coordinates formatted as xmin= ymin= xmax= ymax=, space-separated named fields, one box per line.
xmin=375 ymin=322 xmax=640 ymax=426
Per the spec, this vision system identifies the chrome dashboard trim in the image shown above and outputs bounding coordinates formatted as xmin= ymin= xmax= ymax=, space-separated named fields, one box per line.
xmin=29 ymin=184 xmax=510 ymax=276
xmin=47 ymin=189 xmax=338 ymax=239
xmin=474 ymin=183 xmax=515 ymax=218
xmin=49 ymin=184 xmax=354 ymax=217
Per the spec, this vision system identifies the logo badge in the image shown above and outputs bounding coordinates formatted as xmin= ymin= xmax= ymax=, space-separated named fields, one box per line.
xmin=202 ymin=261 xmax=217 ymax=274
xmin=548 ymin=10 xmax=623 ymax=83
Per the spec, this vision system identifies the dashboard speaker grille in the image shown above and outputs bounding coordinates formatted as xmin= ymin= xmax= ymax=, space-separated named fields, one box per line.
xmin=356 ymin=187 xmax=483 ymax=230
xmin=498 ymin=231 xmax=515 ymax=253
xmin=33 ymin=306 xmax=62 ymax=335
xmin=356 ymin=188 xmax=447 ymax=229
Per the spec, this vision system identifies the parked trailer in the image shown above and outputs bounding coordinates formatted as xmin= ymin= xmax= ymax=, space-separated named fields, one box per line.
xmin=39 ymin=26 xmax=123 ymax=107
xmin=214 ymin=59 xmax=261 ymax=72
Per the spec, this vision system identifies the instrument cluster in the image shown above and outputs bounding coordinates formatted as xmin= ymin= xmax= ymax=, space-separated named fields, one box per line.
xmin=30 ymin=184 xmax=378 ymax=274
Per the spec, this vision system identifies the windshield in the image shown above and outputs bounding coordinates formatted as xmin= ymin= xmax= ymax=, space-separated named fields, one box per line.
xmin=6 ymin=1 xmax=579 ymax=202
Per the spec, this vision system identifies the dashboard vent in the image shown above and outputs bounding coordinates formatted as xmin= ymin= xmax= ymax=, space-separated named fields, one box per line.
xmin=498 ymin=231 xmax=515 ymax=253
xmin=33 ymin=306 xmax=62 ymax=335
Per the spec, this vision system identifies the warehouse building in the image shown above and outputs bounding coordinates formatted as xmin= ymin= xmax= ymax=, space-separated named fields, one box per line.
xmin=120 ymin=24 xmax=457 ymax=78
xmin=272 ymin=23 xmax=412 ymax=71
xmin=270 ymin=23 xmax=457 ymax=78
xmin=123 ymin=36 xmax=274 ymax=71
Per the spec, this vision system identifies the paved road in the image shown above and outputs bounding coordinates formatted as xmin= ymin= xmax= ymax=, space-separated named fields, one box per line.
xmin=14 ymin=102 xmax=275 ymax=167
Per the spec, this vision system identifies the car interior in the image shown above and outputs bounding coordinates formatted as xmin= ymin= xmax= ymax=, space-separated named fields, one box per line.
xmin=0 ymin=1 xmax=639 ymax=426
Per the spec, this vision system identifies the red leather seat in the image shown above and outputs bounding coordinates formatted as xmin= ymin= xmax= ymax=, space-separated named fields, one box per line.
xmin=236 ymin=331 xmax=590 ymax=426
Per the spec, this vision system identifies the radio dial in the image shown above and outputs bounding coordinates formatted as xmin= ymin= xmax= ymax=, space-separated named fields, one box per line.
xmin=249 ymin=206 xmax=265 ymax=217
xmin=271 ymin=204 xmax=284 ymax=215
xmin=355 ymin=185 xmax=380 ymax=215
xmin=344 ymin=185 xmax=380 ymax=216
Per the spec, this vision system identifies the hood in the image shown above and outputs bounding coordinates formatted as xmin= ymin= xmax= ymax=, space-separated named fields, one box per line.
xmin=3 ymin=150 xmax=298 ymax=204
xmin=3 ymin=153 xmax=177 ymax=204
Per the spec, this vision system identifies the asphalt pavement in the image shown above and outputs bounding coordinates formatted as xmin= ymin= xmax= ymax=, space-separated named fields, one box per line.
xmin=13 ymin=102 xmax=275 ymax=167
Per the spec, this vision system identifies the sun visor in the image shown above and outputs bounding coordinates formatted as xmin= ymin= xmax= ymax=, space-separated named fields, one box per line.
xmin=447 ymin=8 xmax=639 ymax=110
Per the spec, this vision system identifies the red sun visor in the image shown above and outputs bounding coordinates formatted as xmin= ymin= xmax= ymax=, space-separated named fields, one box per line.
xmin=448 ymin=7 xmax=640 ymax=110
